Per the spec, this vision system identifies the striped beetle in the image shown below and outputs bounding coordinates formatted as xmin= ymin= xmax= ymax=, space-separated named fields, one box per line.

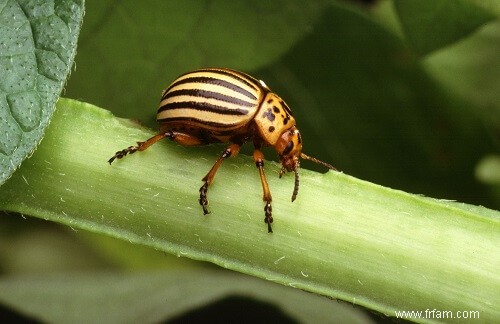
xmin=109 ymin=68 xmax=335 ymax=232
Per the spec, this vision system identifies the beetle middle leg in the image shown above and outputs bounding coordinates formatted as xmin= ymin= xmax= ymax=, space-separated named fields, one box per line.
xmin=253 ymin=147 xmax=273 ymax=233
xmin=199 ymin=143 xmax=241 ymax=215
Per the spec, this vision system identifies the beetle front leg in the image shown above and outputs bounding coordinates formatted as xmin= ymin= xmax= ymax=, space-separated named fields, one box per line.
xmin=253 ymin=148 xmax=273 ymax=233
xmin=199 ymin=143 xmax=241 ymax=215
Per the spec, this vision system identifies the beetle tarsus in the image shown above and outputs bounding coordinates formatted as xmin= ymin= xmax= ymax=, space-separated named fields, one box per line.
xmin=199 ymin=182 xmax=210 ymax=214
xmin=264 ymin=201 xmax=273 ymax=233
xmin=291 ymin=167 xmax=299 ymax=202
xmin=108 ymin=145 xmax=140 ymax=164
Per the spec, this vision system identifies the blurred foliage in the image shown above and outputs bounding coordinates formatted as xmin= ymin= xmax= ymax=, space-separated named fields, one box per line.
xmin=394 ymin=0 xmax=495 ymax=55
xmin=1 ymin=0 xmax=500 ymax=322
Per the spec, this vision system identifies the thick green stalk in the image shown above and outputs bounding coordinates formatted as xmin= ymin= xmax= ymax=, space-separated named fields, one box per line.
xmin=1 ymin=99 xmax=498 ymax=321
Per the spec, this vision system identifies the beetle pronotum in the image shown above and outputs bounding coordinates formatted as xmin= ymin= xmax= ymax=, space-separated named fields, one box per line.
xmin=109 ymin=68 xmax=336 ymax=232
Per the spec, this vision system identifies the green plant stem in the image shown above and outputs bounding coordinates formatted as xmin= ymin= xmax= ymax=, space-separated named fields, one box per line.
xmin=1 ymin=98 xmax=499 ymax=321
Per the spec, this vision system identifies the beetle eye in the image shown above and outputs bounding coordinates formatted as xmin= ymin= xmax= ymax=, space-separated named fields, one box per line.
xmin=282 ymin=141 xmax=294 ymax=156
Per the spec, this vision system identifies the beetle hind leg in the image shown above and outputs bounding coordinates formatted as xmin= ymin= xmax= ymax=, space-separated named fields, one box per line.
xmin=199 ymin=143 xmax=241 ymax=215
xmin=108 ymin=130 xmax=207 ymax=164
xmin=108 ymin=133 xmax=169 ymax=164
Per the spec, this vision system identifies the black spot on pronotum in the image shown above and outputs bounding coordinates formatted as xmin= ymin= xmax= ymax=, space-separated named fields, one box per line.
xmin=283 ymin=114 xmax=290 ymax=125
xmin=262 ymin=108 xmax=275 ymax=121
xmin=268 ymin=126 xmax=275 ymax=132
xmin=267 ymin=98 xmax=273 ymax=104
xmin=273 ymin=106 xmax=280 ymax=113
xmin=279 ymin=99 xmax=292 ymax=115
xmin=283 ymin=141 xmax=294 ymax=155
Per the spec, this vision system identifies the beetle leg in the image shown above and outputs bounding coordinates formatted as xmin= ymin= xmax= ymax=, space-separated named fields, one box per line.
xmin=278 ymin=166 xmax=286 ymax=178
xmin=108 ymin=131 xmax=205 ymax=164
xmin=253 ymin=148 xmax=273 ymax=233
xmin=167 ymin=132 xmax=206 ymax=146
xmin=199 ymin=143 xmax=241 ymax=215
xmin=108 ymin=133 xmax=168 ymax=164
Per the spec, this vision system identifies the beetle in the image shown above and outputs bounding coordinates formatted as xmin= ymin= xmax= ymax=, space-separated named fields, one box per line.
xmin=108 ymin=68 xmax=336 ymax=232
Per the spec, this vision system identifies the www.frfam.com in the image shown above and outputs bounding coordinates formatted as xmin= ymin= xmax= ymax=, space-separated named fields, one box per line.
xmin=395 ymin=309 xmax=480 ymax=320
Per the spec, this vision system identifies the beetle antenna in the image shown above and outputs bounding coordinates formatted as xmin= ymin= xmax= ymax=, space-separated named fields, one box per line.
xmin=292 ymin=165 xmax=299 ymax=202
xmin=300 ymin=153 xmax=337 ymax=171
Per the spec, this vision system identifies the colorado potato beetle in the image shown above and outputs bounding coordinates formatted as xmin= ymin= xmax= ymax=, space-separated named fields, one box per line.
xmin=109 ymin=68 xmax=336 ymax=232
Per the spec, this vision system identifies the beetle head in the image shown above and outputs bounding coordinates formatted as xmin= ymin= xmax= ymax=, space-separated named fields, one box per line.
xmin=275 ymin=126 xmax=337 ymax=202
xmin=276 ymin=126 xmax=302 ymax=172
xmin=275 ymin=126 xmax=302 ymax=201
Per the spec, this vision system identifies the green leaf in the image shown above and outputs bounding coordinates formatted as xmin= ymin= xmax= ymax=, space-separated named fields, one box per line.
xmin=65 ymin=0 xmax=325 ymax=123
xmin=394 ymin=0 xmax=496 ymax=56
xmin=0 ymin=0 xmax=84 ymax=185
xmin=423 ymin=20 xmax=500 ymax=129
xmin=0 ymin=269 xmax=373 ymax=323
xmin=1 ymin=98 xmax=499 ymax=321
